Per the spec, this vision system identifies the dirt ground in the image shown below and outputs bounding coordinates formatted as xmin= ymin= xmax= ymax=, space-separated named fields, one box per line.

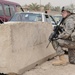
xmin=23 ymin=55 xmax=75 ymax=75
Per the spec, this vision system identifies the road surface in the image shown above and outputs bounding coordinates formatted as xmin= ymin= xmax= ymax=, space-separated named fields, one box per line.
xmin=23 ymin=55 xmax=75 ymax=75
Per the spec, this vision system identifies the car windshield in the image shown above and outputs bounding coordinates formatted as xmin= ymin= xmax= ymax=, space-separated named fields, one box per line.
xmin=10 ymin=13 xmax=42 ymax=22
xmin=53 ymin=16 xmax=62 ymax=22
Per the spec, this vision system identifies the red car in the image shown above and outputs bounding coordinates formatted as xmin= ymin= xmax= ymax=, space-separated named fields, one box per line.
xmin=0 ymin=0 xmax=24 ymax=23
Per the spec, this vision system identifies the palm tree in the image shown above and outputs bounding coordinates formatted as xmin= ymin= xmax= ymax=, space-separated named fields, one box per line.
xmin=29 ymin=3 xmax=40 ymax=11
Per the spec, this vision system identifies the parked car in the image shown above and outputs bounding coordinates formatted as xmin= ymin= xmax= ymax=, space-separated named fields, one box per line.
xmin=50 ymin=14 xmax=62 ymax=27
xmin=0 ymin=0 xmax=24 ymax=24
xmin=4 ymin=11 xmax=52 ymax=24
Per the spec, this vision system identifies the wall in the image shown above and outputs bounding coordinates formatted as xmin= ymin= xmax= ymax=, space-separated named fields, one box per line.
xmin=0 ymin=22 xmax=55 ymax=73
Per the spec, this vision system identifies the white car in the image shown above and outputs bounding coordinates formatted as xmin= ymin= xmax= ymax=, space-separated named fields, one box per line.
xmin=50 ymin=14 xmax=62 ymax=27
xmin=4 ymin=11 xmax=52 ymax=24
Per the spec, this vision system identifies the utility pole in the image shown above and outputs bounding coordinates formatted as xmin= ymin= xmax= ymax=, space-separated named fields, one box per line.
xmin=71 ymin=0 xmax=72 ymax=4
xmin=40 ymin=0 xmax=41 ymax=7
xmin=40 ymin=0 xmax=41 ymax=11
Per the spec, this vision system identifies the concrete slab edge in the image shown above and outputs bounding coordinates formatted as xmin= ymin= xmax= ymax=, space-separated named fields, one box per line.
xmin=18 ymin=53 xmax=57 ymax=75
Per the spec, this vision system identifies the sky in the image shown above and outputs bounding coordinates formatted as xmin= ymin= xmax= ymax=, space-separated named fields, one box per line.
xmin=7 ymin=0 xmax=75 ymax=7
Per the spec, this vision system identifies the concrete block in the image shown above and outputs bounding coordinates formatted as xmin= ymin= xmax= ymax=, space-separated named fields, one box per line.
xmin=0 ymin=22 xmax=55 ymax=73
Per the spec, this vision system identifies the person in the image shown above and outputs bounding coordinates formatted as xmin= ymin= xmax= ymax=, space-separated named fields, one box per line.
xmin=52 ymin=6 xmax=75 ymax=66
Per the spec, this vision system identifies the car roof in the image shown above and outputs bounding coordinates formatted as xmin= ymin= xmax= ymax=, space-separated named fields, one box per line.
xmin=0 ymin=0 xmax=20 ymax=5
xmin=52 ymin=14 xmax=62 ymax=16
xmin=15 ymin=11 xmax=49 ymax=15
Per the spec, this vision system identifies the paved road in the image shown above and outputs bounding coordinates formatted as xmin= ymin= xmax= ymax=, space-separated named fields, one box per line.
xmin=23 ymin=55 xmax=75 ymax=75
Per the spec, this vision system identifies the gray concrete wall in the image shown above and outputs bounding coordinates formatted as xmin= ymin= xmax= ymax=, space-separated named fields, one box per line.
xmin=0 ymin=22 xmax=55 ymax=73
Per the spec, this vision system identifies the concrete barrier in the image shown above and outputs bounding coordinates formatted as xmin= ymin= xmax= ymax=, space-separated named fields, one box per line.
xmin=0 ymin=22 xmax=55 ymax=73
